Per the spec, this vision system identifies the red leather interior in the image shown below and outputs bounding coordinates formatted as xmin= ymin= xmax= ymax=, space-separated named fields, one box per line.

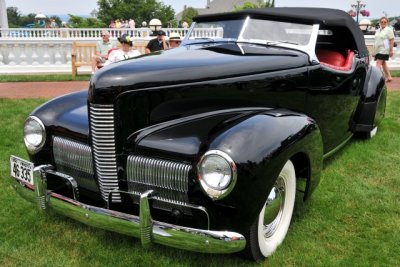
xmin=317 ymin=49 xmax=345 ymax=66
xmin=317 ymin=49 xmax=354 ymax=71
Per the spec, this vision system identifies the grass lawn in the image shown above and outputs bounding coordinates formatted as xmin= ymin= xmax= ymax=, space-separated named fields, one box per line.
xmin=0 ymin=74 xmax=91 ymax=82
xmin=0 ymin=93 xmax=399 ymax=266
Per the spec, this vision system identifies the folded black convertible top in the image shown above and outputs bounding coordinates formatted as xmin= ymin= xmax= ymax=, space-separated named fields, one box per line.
xmin=194 ymin=7 xmax=368 ymax=56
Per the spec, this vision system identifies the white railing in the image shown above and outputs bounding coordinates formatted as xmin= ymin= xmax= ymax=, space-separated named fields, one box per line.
xmin=0 ymin=27 xmax=195 ymax=40
xmin=0 ymin=29 xmax=398 ymax=74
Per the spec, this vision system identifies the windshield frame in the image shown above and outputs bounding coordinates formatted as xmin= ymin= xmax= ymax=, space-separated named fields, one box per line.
xmin=184 ymin=16 xmax=320 ymax=62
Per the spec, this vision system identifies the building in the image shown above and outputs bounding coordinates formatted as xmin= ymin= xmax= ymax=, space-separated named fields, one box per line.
xmin=176 ymin=0 xmax=261 ymax=22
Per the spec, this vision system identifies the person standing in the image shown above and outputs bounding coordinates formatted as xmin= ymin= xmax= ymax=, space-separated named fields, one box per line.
xmin=129 ymin=19 xmax=135 ymax=29
xmin=91 ymin=30 xmax=117 ymax=74
xmin=145 ymin=30 xmax=168 ymax=53
xmin=373 ymin=16 xmax=395 ymax=82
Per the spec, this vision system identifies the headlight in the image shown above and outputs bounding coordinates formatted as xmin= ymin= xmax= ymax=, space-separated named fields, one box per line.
xmin=24 ymin=116 xmax=46 ymax=154
xmin=197 ymin=150 xmax=237 ymax=200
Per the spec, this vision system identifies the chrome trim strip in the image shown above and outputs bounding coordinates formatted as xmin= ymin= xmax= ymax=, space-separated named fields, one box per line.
xmin=12 ymin=168 xmax=246 ymax=254
xmin=89 ymin=104 xmax=120 ymax=202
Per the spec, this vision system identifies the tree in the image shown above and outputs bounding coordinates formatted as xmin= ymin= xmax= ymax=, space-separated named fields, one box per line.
xmin=97 ymin=0 xmax=175 ymax=27
xmin=49 ymin=15 xmax=62 ymax=28
xmin=181 ymin=7 xmax=198 ymax=25
xmin=68 ymin=15 xmax=107 ymax=28
xmin=234 ymin=0 xmax=275 ymax=11
xmin=7 ymin=7 xmax=21 ymax=28
xmin=19 ymin=13 xmax=36 ymax=27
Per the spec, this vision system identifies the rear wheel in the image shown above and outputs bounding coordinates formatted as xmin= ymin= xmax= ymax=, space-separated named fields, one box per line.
xmin=243 ymin=160 xmax=296 ymax=261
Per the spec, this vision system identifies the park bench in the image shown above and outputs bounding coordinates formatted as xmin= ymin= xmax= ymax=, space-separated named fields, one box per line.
xmin=71 ymin=41 xmax=148 ymax=78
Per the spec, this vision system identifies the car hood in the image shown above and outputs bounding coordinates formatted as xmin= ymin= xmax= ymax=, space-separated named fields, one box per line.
xmin=89 ymin=43 xmax=309 ymax=104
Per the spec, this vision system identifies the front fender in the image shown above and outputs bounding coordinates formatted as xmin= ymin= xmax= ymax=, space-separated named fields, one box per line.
xmin=28 ymin=90 xmax=89 ymax=164
xmin=130 ymin=108 xmax=323 ymax=232
xmin=206 ymin=109 xmax=323 ymax=232
xmin=31 ymin=90 xmax=89 ymax=139
xmin=352 ymin=66 xmax=387 ymax=132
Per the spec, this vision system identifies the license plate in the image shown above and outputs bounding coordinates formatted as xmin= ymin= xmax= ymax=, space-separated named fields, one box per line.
xmin=10 ymin=155 xmax=34 ymax=185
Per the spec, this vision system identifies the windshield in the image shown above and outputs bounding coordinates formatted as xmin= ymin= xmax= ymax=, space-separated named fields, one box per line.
xmin=187 ymin=17 xmax=314 ymax=47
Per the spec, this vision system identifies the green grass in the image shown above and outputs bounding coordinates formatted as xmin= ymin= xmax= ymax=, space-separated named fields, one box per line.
xmin=1 ymin=94 xmax=400 ymax=266
xmin=391 ymin=70 xmax=400 ymax=77
xmin=0 ymin=74 xmax=90 ymax=82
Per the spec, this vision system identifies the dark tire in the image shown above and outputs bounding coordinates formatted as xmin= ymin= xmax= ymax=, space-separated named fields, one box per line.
xmin=242 ymin=160 xmax=296 ymax=261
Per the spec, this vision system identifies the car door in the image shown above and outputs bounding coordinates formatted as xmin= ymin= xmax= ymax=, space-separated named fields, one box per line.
xmin=305 ymin=65 xmax=365 ymax=154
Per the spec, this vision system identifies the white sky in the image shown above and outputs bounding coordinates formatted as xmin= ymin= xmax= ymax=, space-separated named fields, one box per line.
xmin=5 ymin=0 xmax=400 ymax=19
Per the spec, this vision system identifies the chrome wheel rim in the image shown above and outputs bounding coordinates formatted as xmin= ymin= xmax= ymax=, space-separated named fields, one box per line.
xmin=263 ymin=175 xmax=286 ymax=238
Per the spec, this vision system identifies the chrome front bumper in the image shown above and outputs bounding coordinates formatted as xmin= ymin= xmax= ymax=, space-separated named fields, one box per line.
xmin=12 ymin=165 xmax=246 ymax=254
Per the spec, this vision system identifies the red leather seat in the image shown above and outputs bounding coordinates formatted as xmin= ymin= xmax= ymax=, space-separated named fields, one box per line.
xmin=317 ymin=49 xmax=354 ymax=71
xmin=317 ymin=49 xmax=345 ymax=67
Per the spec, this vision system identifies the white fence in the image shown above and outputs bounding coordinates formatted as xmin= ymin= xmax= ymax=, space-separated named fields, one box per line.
xmin=0 ymin=27 xmax=193 ymax=40
xmin=0 ymin=28 xmax=399 ymax=74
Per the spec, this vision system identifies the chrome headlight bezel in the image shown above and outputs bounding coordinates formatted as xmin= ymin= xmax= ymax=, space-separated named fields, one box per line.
xmin=23 ymin=116 xmax=46 ymax=154
xmin=197 ymin=150 xmax=237 ymax=200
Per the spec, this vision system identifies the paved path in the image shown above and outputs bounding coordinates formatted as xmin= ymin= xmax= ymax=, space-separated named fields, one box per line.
xmin=0 ymin=78 xmax=399 ymax=99
xmin=0 ymin=81 xmax=89 ymax=99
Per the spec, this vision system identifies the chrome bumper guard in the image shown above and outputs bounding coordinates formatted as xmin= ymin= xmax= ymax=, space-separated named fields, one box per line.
xmin=12 ymin=165 xmax=246 ymax=254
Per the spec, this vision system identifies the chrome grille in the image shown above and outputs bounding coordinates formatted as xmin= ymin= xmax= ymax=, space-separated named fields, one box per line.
xmin=89 ymin=104 xmax=120 ymax=202
xmin=52 ymin=136 xmax=97 ymax=191
xmin=127 ymin=155 xmax=192 ymax=213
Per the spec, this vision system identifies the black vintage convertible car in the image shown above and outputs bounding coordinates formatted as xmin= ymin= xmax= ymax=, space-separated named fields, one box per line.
xmin=10 ymin=8 xmax=386 ymax=261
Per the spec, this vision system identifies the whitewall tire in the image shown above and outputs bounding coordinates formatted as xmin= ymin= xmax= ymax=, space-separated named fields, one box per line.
xmin=243 ymin=160 xmax=296 ymax=261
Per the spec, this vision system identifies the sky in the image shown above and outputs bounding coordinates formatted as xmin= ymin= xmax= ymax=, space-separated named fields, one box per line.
xmin=4 ymin=0 xmax=400 ymax=19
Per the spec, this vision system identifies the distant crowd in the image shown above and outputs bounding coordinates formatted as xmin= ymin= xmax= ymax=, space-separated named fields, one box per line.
xmin=109 ymin=19 xmax=136 ymax=29
xmin=108 ymin=19 xmax=189 ymax=29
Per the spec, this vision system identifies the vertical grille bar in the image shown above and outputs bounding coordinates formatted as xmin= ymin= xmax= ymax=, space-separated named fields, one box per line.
xmin=126 ymin=155 xmax=191 ymax=213
xmin=89 ymin=104 xmax=120 ymax=202
xmin=52 ymin=136 xmax=97 ymax=191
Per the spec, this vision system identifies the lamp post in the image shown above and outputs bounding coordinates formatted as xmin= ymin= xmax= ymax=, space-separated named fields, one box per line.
xmin=149 ymin=18 xmax=162 ymax=35
xmin=348 ymin=1 xmax=370 ymax=24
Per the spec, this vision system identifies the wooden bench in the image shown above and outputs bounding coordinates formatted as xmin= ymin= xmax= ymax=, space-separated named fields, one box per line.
xmin=71 ymin=41 xmax=148 ymax=78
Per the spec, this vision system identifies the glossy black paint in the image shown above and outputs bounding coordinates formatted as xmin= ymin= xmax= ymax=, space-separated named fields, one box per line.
xmin=27 ymin=30 xmax=385 ymax=234
xmin=352 ymin=66 xmax=387 ymax=132
xmin=89 ymin=43 xmax=309 ymax=104
xmin=29 ymin=90 xmax=89 ymax=166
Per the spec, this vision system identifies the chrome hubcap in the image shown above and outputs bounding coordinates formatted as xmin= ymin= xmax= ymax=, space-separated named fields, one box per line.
xmin=263 ymin=175 xmax=286 ymax=238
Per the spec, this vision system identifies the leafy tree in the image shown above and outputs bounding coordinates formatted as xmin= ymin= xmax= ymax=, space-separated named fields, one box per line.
xmin=97 ymin=0 xmax=175 ymax=27
xmin=181 ymin=7 xmax=198 ymax=25
xmin=19 ymin=13 xmax=36 ymax=27
xmin=234 ymin=0 xmax=275 ymax=11
xmin=49 ymin=16 xmax=62 ymax=28
xmin=7 ymin=7 xmax=21 ymax=28
xmin=68 ymin=14 xmax=107 ymax=28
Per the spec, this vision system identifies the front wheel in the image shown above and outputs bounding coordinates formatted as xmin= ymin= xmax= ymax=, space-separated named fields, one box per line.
xmin=243 ymin=160 xmax=296 ymax=261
